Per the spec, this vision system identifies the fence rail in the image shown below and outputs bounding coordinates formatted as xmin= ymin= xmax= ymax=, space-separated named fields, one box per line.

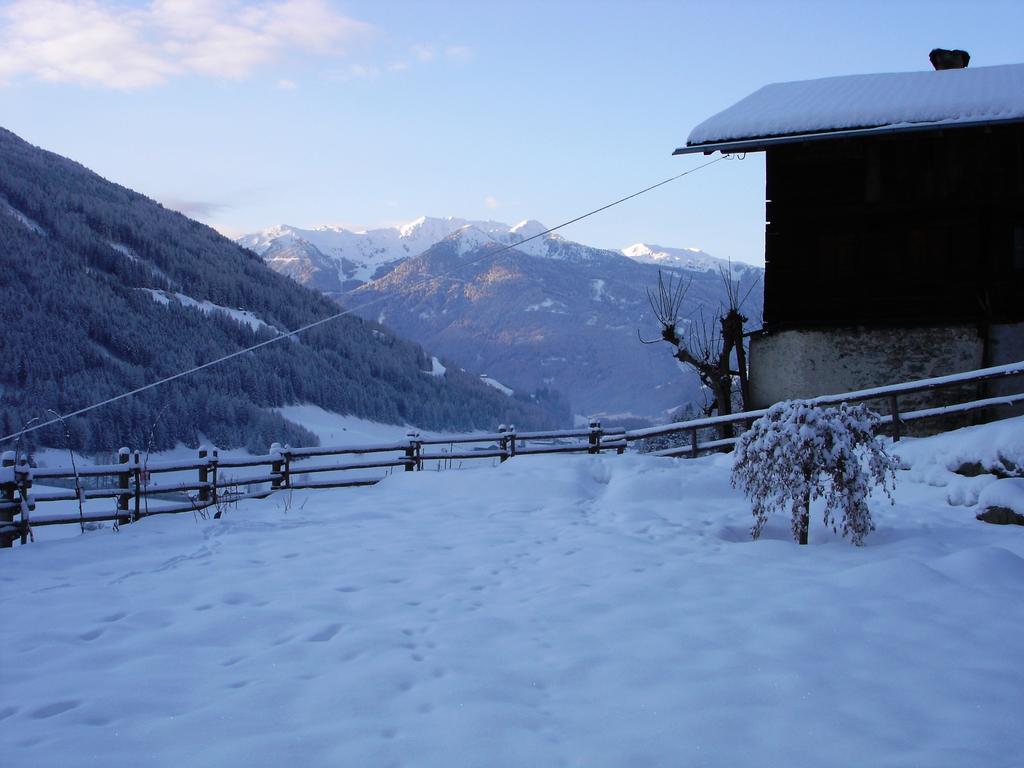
xmin=3 ymin=360 xmax=1022 ymax=546
xmin=628 ymin=360 xmax=1024 ymax=454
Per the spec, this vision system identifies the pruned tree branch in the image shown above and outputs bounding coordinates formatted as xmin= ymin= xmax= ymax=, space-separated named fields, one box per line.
xmin=642 ymin=268 xmax=756 ymax=437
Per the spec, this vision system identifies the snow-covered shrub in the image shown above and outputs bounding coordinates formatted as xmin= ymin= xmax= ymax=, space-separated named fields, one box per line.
xmin=731 ymin=401 xmax=898 ymax=545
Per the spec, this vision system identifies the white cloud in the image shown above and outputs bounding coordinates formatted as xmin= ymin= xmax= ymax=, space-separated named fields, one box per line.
xmin=158 ymin=197 xmax=227 ymax=218
xmin=484 ymin=195 xmax=498 ymax=210
xmin=444 ymin=45 xmax=472 ymax=62
xmin=276 ymin=77 xmax=296 ymax=89
xmin=342 ymin=62 xmax=378 ymax=79
xmin=409 ymin=42 xmax=472 ymax=66
xmin=411 ymin=43 xmax=434 ymax=62
xmin=0 ymin=0 xmax=371 ymax=89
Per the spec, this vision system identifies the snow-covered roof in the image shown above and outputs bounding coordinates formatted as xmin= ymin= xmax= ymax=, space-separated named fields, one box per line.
xmin=677 ymin=63 xmax=1024 ymax=155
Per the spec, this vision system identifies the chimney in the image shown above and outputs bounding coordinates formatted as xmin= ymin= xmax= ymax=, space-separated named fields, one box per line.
xmin=929 ymin=48 xmax=970 ymax=70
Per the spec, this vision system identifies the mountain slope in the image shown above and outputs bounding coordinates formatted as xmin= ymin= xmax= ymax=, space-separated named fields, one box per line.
xmin=0 ymin=128 xmax=565 ymax=452
xmin=346 ymin=229 xmax=764 ymax=418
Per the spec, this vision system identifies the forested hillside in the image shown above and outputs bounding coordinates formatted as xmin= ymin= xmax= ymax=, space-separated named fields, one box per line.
xmin=0 ymin=128 xmax=566 ymax=453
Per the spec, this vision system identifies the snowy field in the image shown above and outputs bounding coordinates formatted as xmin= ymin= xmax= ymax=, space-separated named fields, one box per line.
xmin=2 ymin=418 xmax=1023 ymax=768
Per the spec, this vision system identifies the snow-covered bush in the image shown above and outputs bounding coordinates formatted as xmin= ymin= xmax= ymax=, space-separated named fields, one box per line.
xmin=731 ymin=401 xmax=898 ymax=545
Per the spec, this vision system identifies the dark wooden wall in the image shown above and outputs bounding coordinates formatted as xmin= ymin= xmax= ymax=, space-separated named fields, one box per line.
xmin=763 ymin=122 xmax=1024 ymax=329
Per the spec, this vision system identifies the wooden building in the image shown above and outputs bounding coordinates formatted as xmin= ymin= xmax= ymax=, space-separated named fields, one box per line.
xmin=675 ymin=58 xmax=1024 ymax=408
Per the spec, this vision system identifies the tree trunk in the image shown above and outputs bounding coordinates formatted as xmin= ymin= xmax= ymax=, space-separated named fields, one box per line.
xmin=798 ymin=493 xmax=810 ymax=545
xmin=714 ymin=378 xmax=734 ymax=440
xmin=735 ymin=335 xmax=751 ymax=411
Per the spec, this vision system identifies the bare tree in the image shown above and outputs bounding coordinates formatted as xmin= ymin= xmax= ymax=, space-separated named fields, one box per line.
xmin=641 ymin=267 xmax=758 ymax=437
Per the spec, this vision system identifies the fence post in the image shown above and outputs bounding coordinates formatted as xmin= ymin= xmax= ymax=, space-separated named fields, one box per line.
xmin=117 ymin=447 xmax=131 ymax=521
xmin=498 ymin=424 xmax=508 ymax=463
xmin=404 ymin=432 xmax=416 ymax=471
xmin=210 ymin=449 xmax=219 ymax=509
xmin=690 ymin=428 xmax=699 ymax=457
xmin=588 ymin=420 xmax=602 ymax=454
xmin=198 ymin=446 xmax=209 ymax=506
xmin=508 ymin=424 xmax=517 ymax=459
xmin=133 ymin=450 xmax=141 ymax=522
xmin=15 ymin=455 xmax=33 ymax=545
xmin=404 ymin=431 xmax=422 ymax=471
xmin=281 ymin=448 xmax=292 ymax=488
xmin=270 ymin=443 xmax=283 ymax=491
xmin=1 ymin=451 xmax=15 ymax=548
xmin=889 ymin=395 xmax=902 ymax=442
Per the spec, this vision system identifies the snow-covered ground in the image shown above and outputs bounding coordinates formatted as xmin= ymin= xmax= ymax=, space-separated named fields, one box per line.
xmin=139 ymin=288 xmax=275 ymax=334
xmin=276 ymin=404 xmax=423 ymax=445
xmin=2 ymin=418 xmax=1023 ymax=767
xmin=479 ymin=374 xmax=514 ymax=396
xmin=275 ymin=404 xmax=490 ymax=446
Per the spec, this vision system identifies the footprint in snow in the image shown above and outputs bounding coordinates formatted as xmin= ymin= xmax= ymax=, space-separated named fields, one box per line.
xmin=81 ymin=714 xmax=113 ymax=727
xmin=29 ymin=700 xmax=80 ymax=719
xmin=307 ymin=624 xmax=343 ymax=642
xmin=221 ymin=591 xmax=265 ymax=607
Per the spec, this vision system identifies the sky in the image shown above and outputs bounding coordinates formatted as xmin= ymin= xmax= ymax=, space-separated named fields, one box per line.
xmin=0 ymin=0 xmax=1022 ymax=265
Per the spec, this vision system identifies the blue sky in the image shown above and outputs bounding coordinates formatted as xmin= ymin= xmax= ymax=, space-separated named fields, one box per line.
xmin=1 ymin=0 xmax=1022 ymax=264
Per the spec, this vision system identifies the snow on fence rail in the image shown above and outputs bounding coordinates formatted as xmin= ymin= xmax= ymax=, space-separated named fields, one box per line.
xmin=2 ymin=361 xmax=1022 ymax=547
xmin=628 ymin=360 xmax=1024 ymax=457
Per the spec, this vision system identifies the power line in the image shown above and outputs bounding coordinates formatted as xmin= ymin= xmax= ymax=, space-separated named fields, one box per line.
xmin=1 ymin=155 xmax=726 ymax=445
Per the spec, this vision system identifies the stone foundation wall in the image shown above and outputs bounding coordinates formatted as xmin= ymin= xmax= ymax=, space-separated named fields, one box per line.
xmin=749 ymin=325 xmax=985 ymax=430
xmin=988 ymin=322 xmax=1024 ymax=417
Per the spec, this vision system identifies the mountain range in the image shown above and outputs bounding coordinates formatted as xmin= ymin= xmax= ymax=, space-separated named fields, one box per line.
xmin=239 ymin=218 xmax=764 ymax=420
xmin=0 ymin=128 xmax=566 ymax=453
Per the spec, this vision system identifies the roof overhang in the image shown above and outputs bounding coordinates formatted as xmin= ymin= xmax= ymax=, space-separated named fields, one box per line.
xmin=674 ymin=115 xmax=1024 ymax=155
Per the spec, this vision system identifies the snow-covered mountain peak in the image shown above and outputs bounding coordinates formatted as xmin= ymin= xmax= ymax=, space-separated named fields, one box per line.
xmin=399 ymin=215 xmax=508 ymax=241
xmin=312 ymin=223 xmax=358 ymax=235
xmin=237 ymin=225 xmax=303 ymax=254
xmin=450 ymin=224 xmax=501 ymax=255
xmin=398 ymin=215 xmax=438 ymax=238
xmin=510 ymin=219 xmax=548 ymax=239
xmin=622 ymin=242 xmax=759 ymax=276
xmin=443 ymin=220 xmax=560 ymax=260
xmin=240 ymin=217 xmax=761 ymax=292
xmin=623 ymin=242 xmax=707 ymax=262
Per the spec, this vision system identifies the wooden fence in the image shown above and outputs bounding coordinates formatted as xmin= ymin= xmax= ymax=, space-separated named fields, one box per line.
xmin=2 ymin=360 xmax=1022 ymax=547
xmin=630 ymin=359 xmax=1024 ymax=457
xmin=0 ymin=424 xmax=627 ymax=546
